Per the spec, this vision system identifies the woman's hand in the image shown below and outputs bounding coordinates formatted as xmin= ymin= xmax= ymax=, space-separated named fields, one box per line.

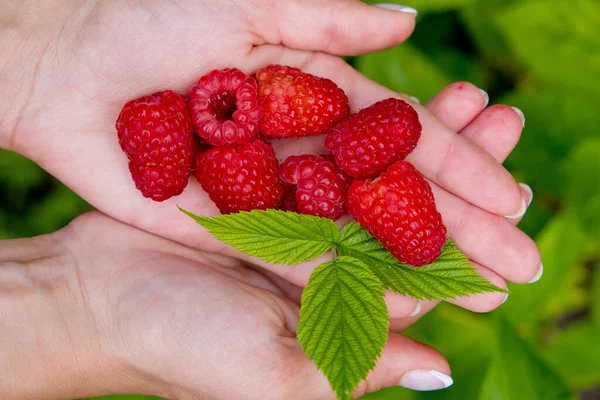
xmin=0 ymin=211 xmax=454 ymax=399
xmin=0 ymin=0 xmax=540 ymax=319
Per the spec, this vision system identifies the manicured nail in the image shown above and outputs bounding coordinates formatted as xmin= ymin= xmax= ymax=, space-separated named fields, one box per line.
xmin=504 ymin=197 xmax=527 ymax=219
xmin=511 ymin=106 xmax=526 ymax=127
xmin=528 ymin=263 xmax=544 ymax=284
xmin=479 ymin=88 xmax=489 ymax=108
xmin=519 ymin=183 xmax=533 ymax=207
xmin=409 ymin=302 xmax=422 ymax=317
xmin=399 ymin=370 xmax=454 ymax=391
xmin=409 ymin=96 xmax=420 ymax=104
xmin=374 ymin=3 xmax=418 ymax=14
xmin=502 ymin=293 xmax=509 ymax=305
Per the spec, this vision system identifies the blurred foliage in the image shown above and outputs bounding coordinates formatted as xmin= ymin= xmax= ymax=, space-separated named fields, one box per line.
xmin=2 ymin=0 xmax=598 ymax=399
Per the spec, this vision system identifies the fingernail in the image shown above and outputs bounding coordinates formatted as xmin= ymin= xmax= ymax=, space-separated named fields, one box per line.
xmin=399 ymin=370 xmax=454 ymax=391
xmin=528 ymin=263 xmax=543 ymax=284
xmin=502 ymin=293 xmax=509 ymax=305
xmin=374 ymin=3 xmax=418 ymax=14
xmin=409 ymin=96 xmax=420 ymax=104
xmin=409 ymin=302 xmax=421 ymax=317
xmin=519 ymin=183 xmax=533 ymax=207
xmin=479 ymin=88 xmax=489 ymax=108
xmin=504 ymin=197 xmax=527 ymax=219
xmin=511 ymin=106 xmax=526 ymax=127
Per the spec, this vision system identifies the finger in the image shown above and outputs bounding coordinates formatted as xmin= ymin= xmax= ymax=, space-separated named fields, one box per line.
xmin=390 ymin=263 xmax=509 ymax=323
xmin=253 ymin=49 xmax=523 ymax=217
xmin=446 ymin=262 xmax=508 ymax=312
xmin=457 ymin=106 xmax=534 ymax=225
xmin=390 ymin=300 xmax=438 ymax=332
xmin=459 ymin=104 xmax=525 ymax=162
xmin=509 ymin=183 xmax=534 ymax=225
xmin=432 ymin=183 xmax=542 ymax=284
xmin=251 ymin=0 xmax=417 ymax=56
xmin=425 ymin=82 xmax=489 ymax=132
xmin=385 ymin=292 xmax=421 ymax=319
xmin=295 ymin=333 xmax=452 ymax=398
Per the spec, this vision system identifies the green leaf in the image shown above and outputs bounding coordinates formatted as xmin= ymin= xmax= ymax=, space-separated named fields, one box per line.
xmin=0 ymin=149 xmax=45 ymax=195
xmin=479 ymin=318 xmax=573 ymax=400
xmin=337 ymin=222 xmax=506 ymax=300
xmin=545 ymin=322 xmax=600 ymax=389
xmin=179 ymin=208 xmax=338 ymax=265
xmin=297 ymin=256 xmax=389 ymax=400
xmin=494 ymin=0 xmax=600 ymax=92
xmin=501 ymin=213 xmax=588 ymax=332
xmin=593 ymin=264 xmax=600 ymax=325
xmin=461 ymin=0 xmax=517 ymax=60
xmin=562 ymin=139 xmax=600 ymax=237
xmin=503 ymin=88 xmax=600 ymax=198
xmin=356 ymin=43 xmax=451 ymax=101
xmin=363 ymin=0 xmax=476 ymax=12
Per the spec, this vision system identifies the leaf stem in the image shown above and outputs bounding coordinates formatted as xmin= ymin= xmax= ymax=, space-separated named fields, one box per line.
xmin=331 ymin=246 xmax=338 ymax=261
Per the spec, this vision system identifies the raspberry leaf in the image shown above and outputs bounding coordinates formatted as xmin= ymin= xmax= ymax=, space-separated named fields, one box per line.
xmin=337 ymin=222 xmax=507 ymax=300
xmin=179 ymin=208 xmax=339 ymax=265
xmin=297 ymin=256 xmax=389 ymax=400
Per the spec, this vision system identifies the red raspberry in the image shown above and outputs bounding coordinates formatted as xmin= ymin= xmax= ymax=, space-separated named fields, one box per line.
xmin=195 ymin=139 xmax=283 ymax=214
xmin=116 ymin=90 xmax=194 ymax=202
xmin=189 ymin=68 xmax=262 ymax=146
xmin=279 ymin=154 xmax=348 ymax=220
xmin=280 ymin=185 xmax=299 ymax=212
xmin=325 ymin=98 xmax=421 ymax=179
xmin=347 ymin=161 xmax=446 ymax=266
xmin=256 ymin=65 xmax=349 ymax=138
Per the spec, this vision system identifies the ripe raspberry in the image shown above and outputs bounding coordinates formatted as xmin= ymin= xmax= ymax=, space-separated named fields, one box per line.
xmin=195 ymin=139 xmax=283 ymax=214
xmin=189 ymin=68 xmax=262 ymax=146
xmin=280 ymin=185 xmax=299 ymax=212
xmin=256 ymin=65 xmax=349 ymax=138
xmin=116 ymin=90 xmax=194 ymax=202
xmin=279 ymin=154 xmax=348 ymax=220
xmin=347 ymin=161 xmax=446 ymax=266
xmin=325 ymin=98 xmax=421 ymax=179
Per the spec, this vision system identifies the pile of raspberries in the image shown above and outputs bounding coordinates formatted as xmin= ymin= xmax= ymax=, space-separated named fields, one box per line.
xmin=116 ymin=65 xmax=446 ymax=266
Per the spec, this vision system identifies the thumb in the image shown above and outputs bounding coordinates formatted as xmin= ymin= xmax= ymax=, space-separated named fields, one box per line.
xmin=256 ymin=0 xmax=417 ymax=56
xmin=295 ymin=333 xmax=453 ymax=399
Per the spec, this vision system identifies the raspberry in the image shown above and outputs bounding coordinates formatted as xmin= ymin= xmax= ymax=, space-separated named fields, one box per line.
xmin=280 ymin=185 xmax=299 ymax=212
xmin=279 ymin=154 xmax=348 ymax=220
xmin=195 ymin=138 xmax=283 ymax=214
xmin=347 ymin=161 xmax=446 ymax=266
xmin=256 ymin=65 xmax=349 ymax=138
xmin=189 ymin=68 xmax=262 ymax=146
xmin=325 ymin=98 xmax=421 ymax=179
xmin=116 ymin=90 xmax=194 ymax=202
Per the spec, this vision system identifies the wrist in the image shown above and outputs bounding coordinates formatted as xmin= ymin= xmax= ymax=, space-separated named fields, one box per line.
xmin=0 ymin=233 xmax=160 ymax=399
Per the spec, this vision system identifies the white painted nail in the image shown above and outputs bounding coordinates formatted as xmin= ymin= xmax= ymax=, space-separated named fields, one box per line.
xmin=528 ymin=263 xmax=544 ymax=284
xmin=504 ymin=197 xmax=527 ymax=219
xmin=409 ymin=96 xmax=420 ymax=104
xmin=409 ymin=302 xmax=422 ymax=317
xmin=501 ymin=293 xmax=509 ymax=305
xmin=519 ymin=183 xmax=533 ymax=207
xmin=511 ymin=106 xmax=526 ymax=127
xmin=374 ymin=3 xmax=418 ymax=14
xmin=479 ymin=88 xmax=489 ymax=108
xmin=399 ymin=370 xmax=454 ymax=391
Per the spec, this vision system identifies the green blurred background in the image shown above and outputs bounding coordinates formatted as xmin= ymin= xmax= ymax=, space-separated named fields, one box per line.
xmin=2 ymin=0 xmax=599 ymax=399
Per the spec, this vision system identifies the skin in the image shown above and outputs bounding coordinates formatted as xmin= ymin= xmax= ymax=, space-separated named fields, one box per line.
xmin=0 ymin=82 xmax=529 ymax=400
xmin=0 ymin=0 xmax=539 ymax=397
